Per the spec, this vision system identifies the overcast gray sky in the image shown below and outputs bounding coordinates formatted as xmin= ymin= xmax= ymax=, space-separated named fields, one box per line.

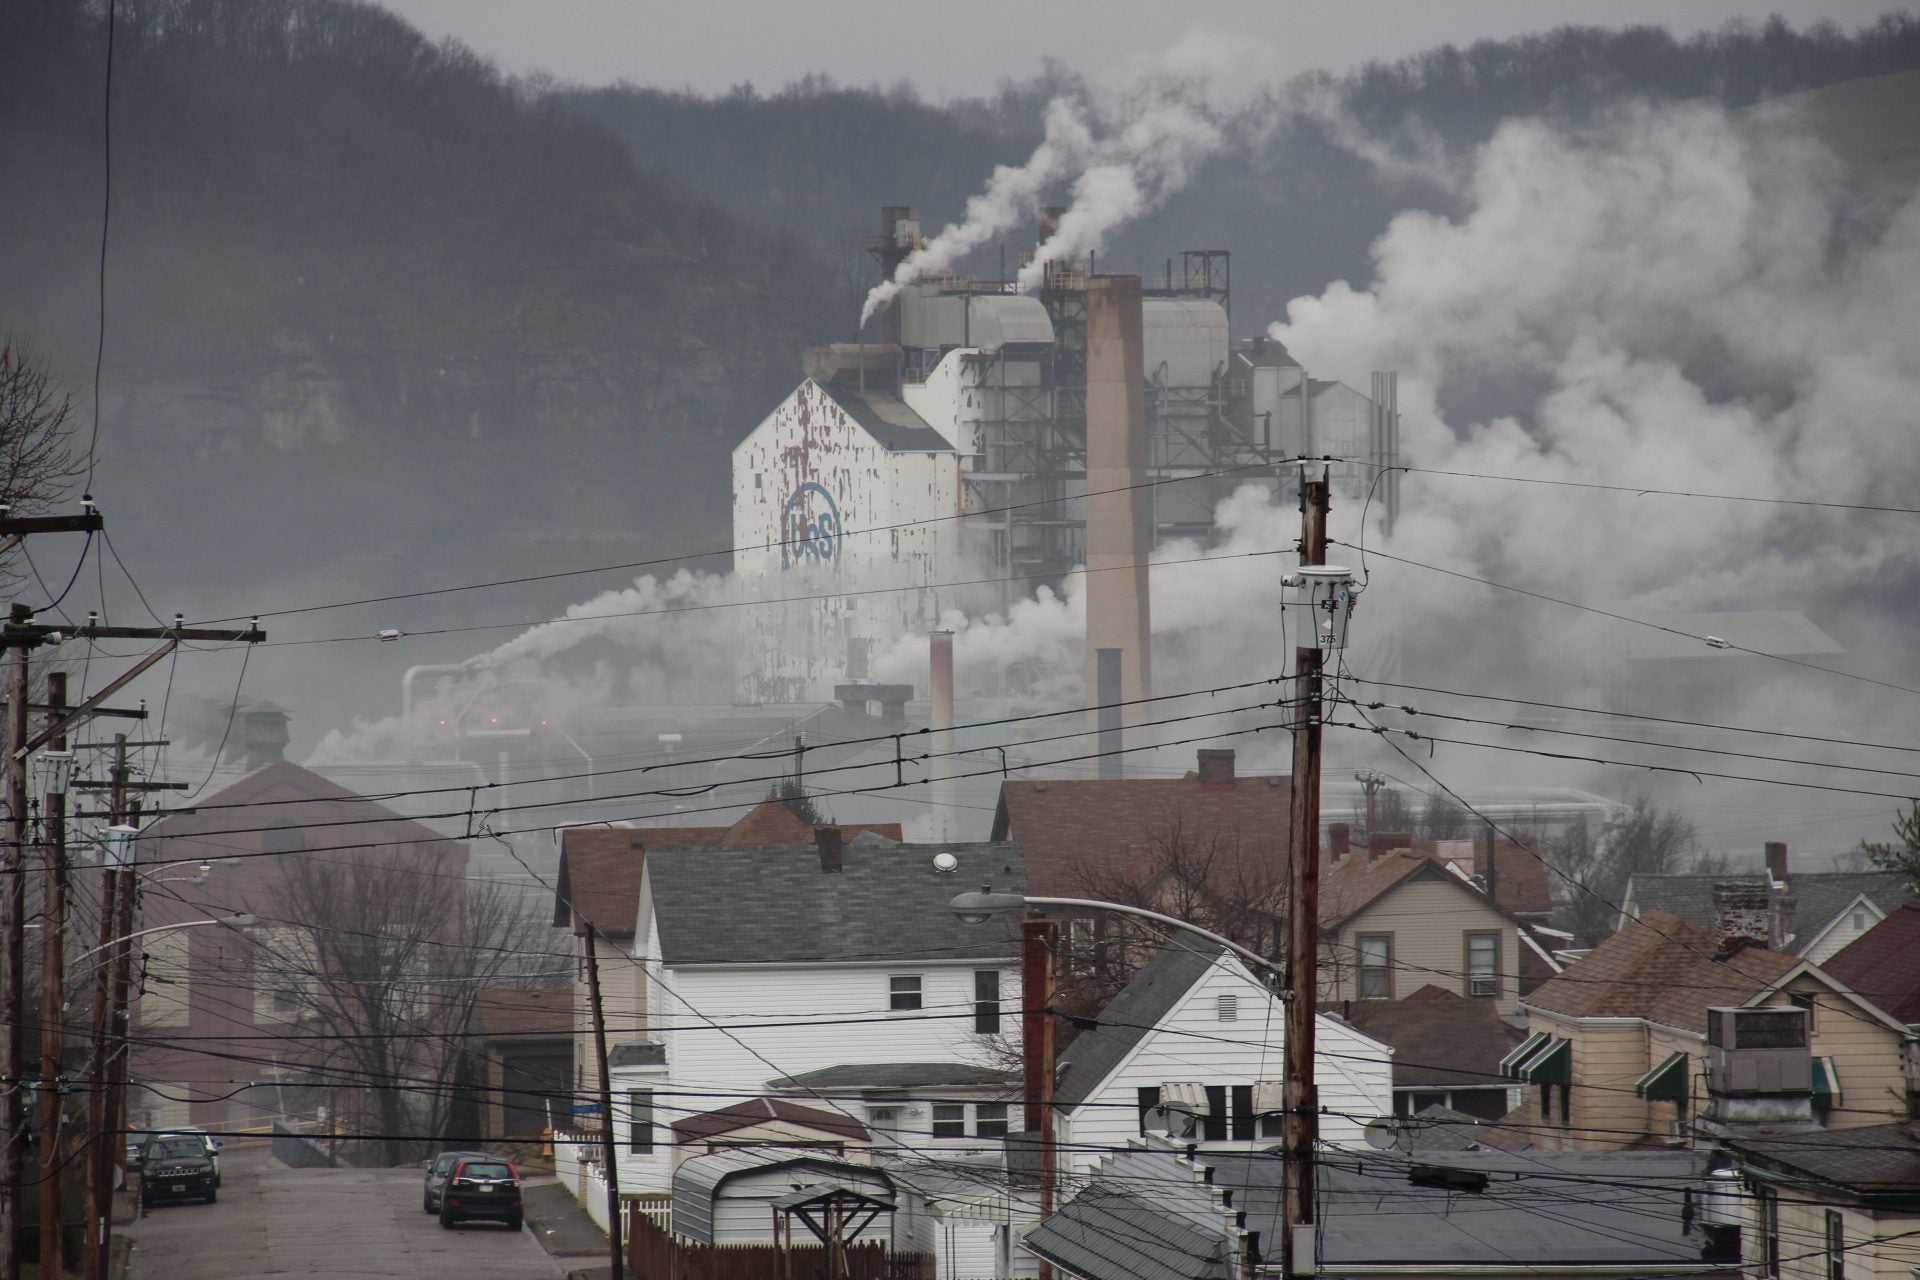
xmin=380 ymin=1 xmax=1904 ymax=100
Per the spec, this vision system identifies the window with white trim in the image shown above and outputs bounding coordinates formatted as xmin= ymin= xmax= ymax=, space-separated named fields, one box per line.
xmin=889 ymin=974 xmax=923 ymax=1011
xmin=1466 ymin=932 xmax=1500 ymax=998
xmin=931 ymin=1104 xmax=966 ymax=1138
xmin=1358 ymin=934 xmax=1392 ymax=999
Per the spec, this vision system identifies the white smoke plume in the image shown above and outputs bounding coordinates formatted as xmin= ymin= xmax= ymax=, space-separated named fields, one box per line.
xmin=858 ymin=98 xmax=1095 ymax=327
xmin=859 ymin=92 xmax=1229 ymax=326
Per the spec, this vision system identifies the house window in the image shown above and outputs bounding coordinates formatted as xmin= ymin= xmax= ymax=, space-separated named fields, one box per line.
xmin=1231 ymin=1085 xmax=1255 ymax=1141
xmin=1466 ymin=932 xmax=1500 ymax=998
xmin=1826 ymin=1210 xmax=1844 ymax=1280
xmin=1757 ymin=1186 xmax=1780 ymax=1277
xmin=932 ymin=1104 xmax=967 ymax=1138
xmin=1065 ymin=917 xmax=1102 ymax=975
xmin=974 ymin=970 xmax=1001 ymax=1034
xmin=889 ymin=975 xmax=923 ymax=1011
xmin=1203 ymin=1086 xmax=1229 ymax=1142
xmin=1136 ymin=1086 xmax=1162 ymax=1136
xmin=628 ymin=1090 xmax=654 ymax=1154
xmin=1358 ymin=934 xmax=1392 ymax=999
xmin=1789 ymin=991 xmax=1816 ymax=1033
xmin=975 ymin=1103 xmax=1010 ymax=1139
xmin=1217 ymin=994 xmax=1238 ymax=1023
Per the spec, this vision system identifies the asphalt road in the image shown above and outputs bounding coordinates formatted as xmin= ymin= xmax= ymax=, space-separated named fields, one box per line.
xmin=126 ymin=1145 xmax=564 ymax=1279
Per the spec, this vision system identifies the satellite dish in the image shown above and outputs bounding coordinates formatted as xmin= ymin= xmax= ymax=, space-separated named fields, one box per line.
xmin=1363 ymin=1117 xmax=1402 ymax=1151
xmin=932 ymin=852 xmax=959 ymax=873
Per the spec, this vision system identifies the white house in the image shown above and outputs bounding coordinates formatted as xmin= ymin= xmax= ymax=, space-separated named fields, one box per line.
xmin=1051 ymin=939 xmax=1395 ymax=1175
xmin=610 ymin=831 xmax=1027 ymax=1199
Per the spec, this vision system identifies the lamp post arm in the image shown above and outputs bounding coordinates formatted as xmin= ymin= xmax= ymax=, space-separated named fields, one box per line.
xmin=1016 ymin=896 xmax=1282 ymax=982
xmin=73 ymin=916 xmax=254 ymax=965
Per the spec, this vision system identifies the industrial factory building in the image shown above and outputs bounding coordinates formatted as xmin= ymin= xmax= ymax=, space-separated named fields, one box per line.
xmin=733 ymin=206 xmax=1402 ymax=706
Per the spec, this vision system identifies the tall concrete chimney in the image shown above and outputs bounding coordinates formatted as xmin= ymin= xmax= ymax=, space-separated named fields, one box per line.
xmin=929 ymin=630 xmax=956 ymax=842
xmin=1084 ymin=275 xmax=1153 ymax=773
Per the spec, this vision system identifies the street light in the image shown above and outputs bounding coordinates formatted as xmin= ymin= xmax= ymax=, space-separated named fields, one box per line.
xmin=948 ymin=889 xmax=1280 ymax=980
xmin=74 ymin=914 xmax=258 ymax=964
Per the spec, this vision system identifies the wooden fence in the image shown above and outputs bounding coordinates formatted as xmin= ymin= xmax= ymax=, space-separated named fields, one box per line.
xmin=628 ymin=1207 xmax=933 ymax=1280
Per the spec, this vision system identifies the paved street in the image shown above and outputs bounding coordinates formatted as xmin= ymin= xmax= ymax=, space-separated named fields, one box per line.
xmin=126 ymin=1146 xmax=564 ymax=1279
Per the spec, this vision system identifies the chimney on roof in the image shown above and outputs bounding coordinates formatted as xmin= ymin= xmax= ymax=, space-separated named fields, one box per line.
xmin=1477 ymin=827 xmax=1499 ymax=904
xmin=1370 ymin=832 xmax=1411 ymax=864
xmin=1197 ymin=749 xmax=1236 ymax=789
xmin=1764 ymin=842 xmax=1789 ymax=885
xmin=238 ymin=701 xmax=291 ymax=771
xmin=1713 ymin=881 xmax=1771 ymax=954
xmin=815 ymin=826 xmax=844 ymax=873
xmin=1328 ymin=823 xmax=1350 ymax=864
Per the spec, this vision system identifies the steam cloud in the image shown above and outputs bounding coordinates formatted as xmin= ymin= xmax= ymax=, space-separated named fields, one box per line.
xmin=858 ymin=93 xmax=1226 ymax=326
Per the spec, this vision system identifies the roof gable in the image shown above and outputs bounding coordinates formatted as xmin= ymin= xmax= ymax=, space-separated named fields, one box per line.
xmin=1054 ymin=940 xmax=1221 ymax=1110
xmin=1524 ymin=909 xmax=1797 ymax=1032
xmin=1824 ymin=901 xmax=1920 ymax=1023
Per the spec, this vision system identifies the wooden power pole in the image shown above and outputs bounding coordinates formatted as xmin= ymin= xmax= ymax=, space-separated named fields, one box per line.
xmin=1282 ymin=474 xmax=1330 ymax=1278
xmin=583 ymin=930 xmax=622 ymax=1280
xmin=38 ymin=672 xmax=70 ymax=1279
xmin=1022 ymin=919 xmax=1059 ymax=1280
xmin=3 ymin=611 xmax=29 ymax=1280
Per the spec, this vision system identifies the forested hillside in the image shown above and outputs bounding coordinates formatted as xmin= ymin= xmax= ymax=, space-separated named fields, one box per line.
xmin=570 ymin=16 xmax=1920 ymax=331
xmin=0 ymin=0 xmax=833 ymax=629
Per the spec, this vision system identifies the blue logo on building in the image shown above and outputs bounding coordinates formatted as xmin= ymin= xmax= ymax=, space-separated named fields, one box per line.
xmin=780 ymin=481 xmax=843 ymax=569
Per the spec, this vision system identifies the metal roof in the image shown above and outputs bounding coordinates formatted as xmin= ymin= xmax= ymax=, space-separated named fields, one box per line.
xmin=671 ymin=1149 xmax=894 ymax=1246
xmin=817 ymin=382 xmax=953 ymax=452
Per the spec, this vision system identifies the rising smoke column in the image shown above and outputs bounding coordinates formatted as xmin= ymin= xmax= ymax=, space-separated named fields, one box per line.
xmin=859 ymin=92 xmax=1228 ymax=326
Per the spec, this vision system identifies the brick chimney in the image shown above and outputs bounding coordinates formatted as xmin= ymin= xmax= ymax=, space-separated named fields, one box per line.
xmin=1197 ymin=749 xmax=1236 ymax=789
xmin=1370 ymin=832 xmax=1412 ymax=864
xmin=1714 ymin=881 xmax=1771 ymax=954
xmin=815 ymin=826 xmax=844 ymax=873
xmin=1328 ymin=823 xmax=1351 ymax=864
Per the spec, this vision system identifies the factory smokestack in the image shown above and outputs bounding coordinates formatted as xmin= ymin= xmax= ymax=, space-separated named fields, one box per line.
xmin=867 ymin=206 xmax=921 ymax=345
xmin=929 ymin=629 xmax=956 ymax=841
xmin=1084 ymin=275 xmax=1152 ymax=777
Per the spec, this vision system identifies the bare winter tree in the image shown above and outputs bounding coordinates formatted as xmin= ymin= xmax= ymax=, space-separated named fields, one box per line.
xmin=1420 ymin=792 xmax=1469 ymax=840
xmin=1061 ymin=811 xmax=1288 ymax=1013
xmin=1543 ymin=795 xmax=1726 ymax=946
xmin=259 ymin=846 xmax=555 ymax=1164
xmin=0 ymin=340 xmax=84 ymax=588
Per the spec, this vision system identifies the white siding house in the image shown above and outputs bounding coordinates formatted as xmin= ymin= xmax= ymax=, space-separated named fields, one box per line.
xmin=610 ymin=834 xmax=1026 ymax=1200
xmin=1052 ymin=941 xmax=1394 ymax=1175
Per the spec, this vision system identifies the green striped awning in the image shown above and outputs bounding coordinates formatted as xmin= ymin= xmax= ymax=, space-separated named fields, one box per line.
xmin=1813 ymin=1057 xmax=1842 ymax=1111
xmin=1501 ymin=1032 xmax=1551 ymax=1079
xmin=1634 ymin=1052 xmax=1690 ymax=1102
xmin=1503 ymin=1035 xmax=1571 ymax=1085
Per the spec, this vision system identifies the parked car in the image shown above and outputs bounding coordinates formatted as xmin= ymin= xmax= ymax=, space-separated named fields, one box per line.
xmin=422 ymin=1149 xmax=489 ymax=1213
xmin=139 ymin=1135 xmax=217 ymax=1208
xmin=161 ymin=1127 xmax=222 ymax=1187
xmin=438 ymin=1156 xmax=522 ymax=1231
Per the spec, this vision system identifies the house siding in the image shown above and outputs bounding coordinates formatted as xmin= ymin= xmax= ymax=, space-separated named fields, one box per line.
xmin=1059 ymin=954 xmax=1392 ymax=1174
xmin=1800 ymin=901 xmax=1885 ymax=966
xmin=1754 ymin=1195 xmax=1920 ymax=1280
xmin=1330 ymin=877 xmax=1523 ymax=1016
xmin=1785 ymin=977 xmax=1912 ymax=1128
xmin=1523 ymin=1013 xmax=1649 ymax=1152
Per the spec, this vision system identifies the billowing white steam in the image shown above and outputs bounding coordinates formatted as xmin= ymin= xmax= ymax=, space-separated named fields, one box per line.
xmin=859 ymin=93 xmax=1226 ymax=326
xmin=858 ymin=99 xmax=1095 ymax=328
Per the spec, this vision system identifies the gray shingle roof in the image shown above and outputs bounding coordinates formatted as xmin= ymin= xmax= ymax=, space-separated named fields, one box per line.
xmin=646 ymin=839 xmax=1025 ymax=966
xmin=1623 ymin=871 xmax=1910 ymax=954
xmin=1030 ymin=1144 xmax=1727 ymax=1279
xmin=1726 ymin=1120 xmax=1920 ymax=1198
xmin=767 ymin=1062 xmax=1017 ymax=1092
xmin=1054 ymin=940 xmax=1222 ymax=1111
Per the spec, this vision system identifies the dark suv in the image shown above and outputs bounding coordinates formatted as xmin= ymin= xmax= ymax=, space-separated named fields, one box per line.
xmin=438 ymin=1157 xmax=522 ymax=1230
xmin=139 ymin=1135 xmax=217 ymax=1208
xmin=423 ymin=1149 xmax=489 ymax=1213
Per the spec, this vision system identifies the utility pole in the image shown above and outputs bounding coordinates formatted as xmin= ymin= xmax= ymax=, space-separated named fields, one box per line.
xmin=38 ymin=672 xmax=70 ymax=1279
xmin=84 ymin=736 xmax=131 ymax=1280
xmin=3 ymin=609 xmax=29 ymax=1280
xmin=1021 ymin=919 xmax=1058 ymax=1280
xmin=582 ymin=930 xmax=622 ymax=1280
xmin=1282 ymin=474 xmax=1330 ymax=1278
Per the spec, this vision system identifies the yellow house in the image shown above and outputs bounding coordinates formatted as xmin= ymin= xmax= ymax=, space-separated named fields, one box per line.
xmin=1725 ymin=1122 xmax=1920 ymax=1280
xmin=1320 ymin=841 xmax=1560 ymax=1019
xmin=1509 ymin=910 xmax=1913 ymax=1152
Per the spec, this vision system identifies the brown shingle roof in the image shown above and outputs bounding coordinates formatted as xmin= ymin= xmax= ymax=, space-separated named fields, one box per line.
xmin=1823 ymin=901 xmax=1920 ymax=1024
xmin=1342 ymin=990 xmax=1526 ymax=1089
xmin=1321 ymin=849 xmax=1435 ymax=926
xmin=554 ymin=802 xmax=903 ymax=936
xmin=474 ymin=987 xmax=573 ymax=1040
xmin=1523 ymin=909 xmax=1797 ymax=1032
xmin=991 ymin=759 xmax=1291 ymax=897
xmin=670 ymin=1097 xmax=871 ymax=1144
